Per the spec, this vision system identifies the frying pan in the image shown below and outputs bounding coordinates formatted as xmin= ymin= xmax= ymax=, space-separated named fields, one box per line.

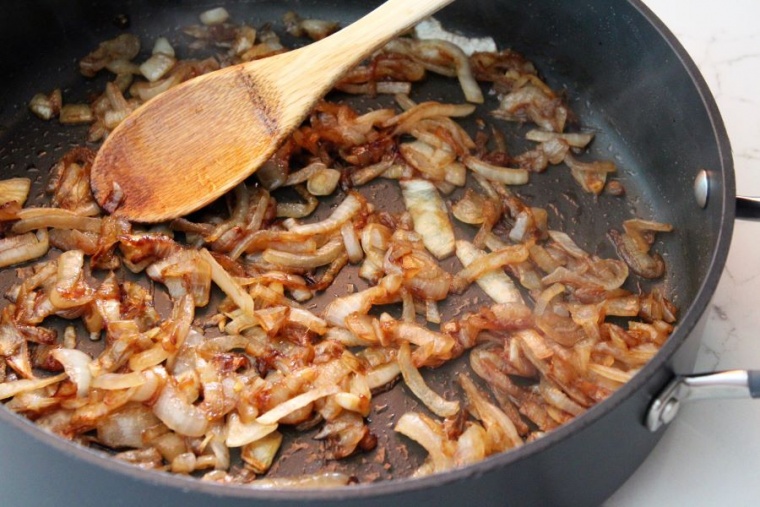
xmin=0 ymin=0 xmax=750 ymax=505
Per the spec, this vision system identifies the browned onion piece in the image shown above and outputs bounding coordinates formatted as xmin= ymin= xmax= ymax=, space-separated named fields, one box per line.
xmin=0 ymin=178 xmax=31 ymax=207
xmin=608 ymin=219 xmax=673 ymax=279
xmin=288 ymin=192 xmax=364 ymax=236
xmin=452 ymin=242 xmax=528 ymax=294
xmin=0 ymin=230 xmax=50 ymax=268
xmin=262 ymin=236 xmax=344 ymax=269
xmin=12 ymin=208 xmax=101 ymax=234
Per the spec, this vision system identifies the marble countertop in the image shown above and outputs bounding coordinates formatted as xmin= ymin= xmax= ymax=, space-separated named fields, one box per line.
xmin=608 ymin=1 xmax=760 ymax=505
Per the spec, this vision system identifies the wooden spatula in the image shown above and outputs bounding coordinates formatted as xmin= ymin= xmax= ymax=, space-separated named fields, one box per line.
xmin=89 ymin=0 xmax=455 ymax=222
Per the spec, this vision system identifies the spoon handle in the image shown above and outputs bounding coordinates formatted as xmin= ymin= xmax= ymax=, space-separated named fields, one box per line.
xmin=255 ymin=0 xmax=456 ymax=127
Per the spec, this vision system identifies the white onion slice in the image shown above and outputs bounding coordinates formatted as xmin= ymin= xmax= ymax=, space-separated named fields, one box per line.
xmin=200 ymin=248 xmax=254 ymax=317
xmin=0 ymin=373 xmax=67 ymax=401
xmin=452 ymin=241 xmax=528 ymax=294
xmin=91 ymin=371 xmax=146 ymax=390
xmin=152 ymin=37 xmax=175 ymax=57
xmin=340 ymin=222 xmax=363 ymax=264
xmin=459 ymin=374 xmax=522 ymax=451
xmin=0 ymin=230 xmax=49 ymax=268
xmin=153 ymin=381 xmax=209 ymax=437
xmin=250 ymin=472 xmax=351 ymax=489
xmin=13 ymin=208 xmax=101 ymax=234
xmin=199 ymin=7 xmax=229 ymax=25
xmin=50 ymin=348 xmax=92 ymax=398
xmin=288 ymin=193 xmax=363 ymax=236
xmin=226 ymin=412 xmax=278 ymax=447
xmin=256 ymin=386 xmax=339 ymax=425
xmin=525 ymin=129 xmax=594 ymax=148
xmin=96 ymin=404 xmax=161 ymax=448
xmin=463 ymin=156 xmax=529 ymax=185
xmin=0 ymin=178 xmax=31 ymax=206
xmin=394 ymin=411 xmax=452 ymax=473
xmin=455 ymin=240 xmax=523 ymax=304
xmin=398 ymin=342 xmax=459 ymax=417
xmin=400 ymin=179 xmax=455 ymax=260
xmin=140 ymin=54 xmax=176 ymax=83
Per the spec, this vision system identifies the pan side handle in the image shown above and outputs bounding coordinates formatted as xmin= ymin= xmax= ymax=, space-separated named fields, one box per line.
xmin=735 ymin=196 xmax=760 ymax=219
xmin=646 ymin=370 xmax=760 ymax=432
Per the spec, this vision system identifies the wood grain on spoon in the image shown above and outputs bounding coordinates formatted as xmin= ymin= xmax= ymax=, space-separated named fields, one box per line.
xmin=90 ymin=0 xmax=455 ymax=222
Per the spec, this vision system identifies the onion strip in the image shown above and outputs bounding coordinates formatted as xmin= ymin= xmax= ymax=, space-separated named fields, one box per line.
xmin=398 ymin=342 xmax=459 ymax=417
xmin=256 ymin=386 xmax=339 ymax=425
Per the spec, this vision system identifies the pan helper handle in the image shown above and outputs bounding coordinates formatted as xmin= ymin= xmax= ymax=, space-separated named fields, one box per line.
xmin=736 ymin=196 xmax=760 ymax=219
xmin=646 ymin=370 xmax=760 ymax=431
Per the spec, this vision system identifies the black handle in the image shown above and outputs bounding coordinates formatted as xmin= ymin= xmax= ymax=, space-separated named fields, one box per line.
xmin=736 ymin=196 xmax=760 ymax=220
xmin=749 ymin=370 xmax=760 ymax=398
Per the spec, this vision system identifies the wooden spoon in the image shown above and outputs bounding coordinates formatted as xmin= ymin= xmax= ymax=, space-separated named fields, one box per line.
xmin=90 ymin=0 xmax=455 ymax=222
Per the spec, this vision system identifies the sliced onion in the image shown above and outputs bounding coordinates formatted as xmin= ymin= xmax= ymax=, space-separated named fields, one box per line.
xmin=59 ymin=104 xmax=94 ymax=125
xmin=515 ymin=329 xmax=554 ymax=360
xmin=0 ymin=230 xmax=49 ymax=268
xmin=96 ymin=403 xmax=162 ymax=448
xmin=323 ymin=277 xmax=400 ymax=327
xmin=241 ymin=431 xmax=283 ymax=474
xmin=256 ymin=386 xmax=339 ymax=425
xmin=398 ymin=342 xmax=459 ymax=417
xmin=383 ymin=101 xmax=476 ymax=132
xmin=366 ymin=361 xmax=401 ymax=390
xmin=0 ymin=373 xmax=67 ymax=401
xmin=152 ymin=37 xmax=175 ymax=57
xmin=50 ymin=348 xmax=92 ymax=397
xmin=526 ymin=129 xmax=594 ymax=148
xmin=452 ymin=243 xmax=528 ymax=293
xmin=394 ymin=411 xmax=452 ymax=473
xmin=13 ymin=208 xmax=101 ymax=234
xmin=458 ymin=374 xmax=522 ymax=451
xmin=226 ymin=412 xmax=278 ymax=447
xmin=413 ymin=17 xmax=497 ymax=55
xmin=262 ymin=236 xmax=344 ymax=269
xmin=153 ymin=381 xmax=209 ymax=437
xmin=463 ymin=156 xmax=529 ymax=185
xmin=140 ymin=54 xmax=176 ymax=82
xmin=588 ymin=363 xmax=634 ymax=384
xmin=414 ymin=39 xmax=483 ymax=103
xmin=91 ymin=371 xmax=146 ymax=390
xmin=250 ymin=472 xmax=351 ymax=489
xmin=288 ymin=308 xmax=328 ymax=335
xmin=454 ymin=240 xmax=524 ymax=304
xmin=199 ymin=7 xmax=229 ymax=25
xmin=200 ymin=249 xmax=254 ymax=317
xmin=539 ymin=379 xmax=585 ymax=417
xmin=400 ymin=179 xmax=455 ymax=260
xmin=29 ymin=90 xmax=62 ymax=121
xmin=452 ymin=189 xmax=489 ymax=225
xmin=288 ymin=192 xmax=363 ymax=236
xmin=307 ymin=168 xmax=341 ymax=196
xmin=0 ymin=178 xmax=31 ymax=206
xmin=340 ymin=222 xmax=363 ymax=264
xmin=454 ymin=422 xmax=488 ymax=466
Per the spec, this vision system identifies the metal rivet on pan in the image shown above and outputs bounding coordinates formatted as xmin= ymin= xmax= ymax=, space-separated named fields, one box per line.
xmin=660 ymin=398 xmax=680 ymax=425
xmin=693 ymin=169 xmax=709 ymax=209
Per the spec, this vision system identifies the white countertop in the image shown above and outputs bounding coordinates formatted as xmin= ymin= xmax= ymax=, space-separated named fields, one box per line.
xmin=608 ymin=1 xmax=760 ymax=505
